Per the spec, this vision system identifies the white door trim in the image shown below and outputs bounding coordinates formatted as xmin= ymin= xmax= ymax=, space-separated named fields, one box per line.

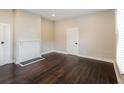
xmin=0 ymin=23 xmax=12 ymax=66
xmin=66 ymin=27 xmax=79 ymax=55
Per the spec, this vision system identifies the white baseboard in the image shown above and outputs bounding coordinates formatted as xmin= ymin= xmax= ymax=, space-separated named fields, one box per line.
xmin=0 ymin=59 xmax=13 ymax=66
xmin=0 ymin=50 xmax=120 ymax=83
xmin=41 ymin=50 xmax=55 ymax=55
xmin=77 ymin=54 xmax=114 ymax=63
xmin=42 ymin=50 xmax=121 ymax=83
xmin=113 ymin=62 xmax=122 ymax=84
xmin=49 ymin=50 xmax=114 ymax=63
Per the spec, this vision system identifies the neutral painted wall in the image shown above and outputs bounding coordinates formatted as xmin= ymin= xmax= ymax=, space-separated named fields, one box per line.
xmin=0 ymin=10 xmax=116 ymax=62
xmin=0 ymin=9 xmax=121 ymax=83
xmin=0 ymin=9 xmax=116 ymax=63
xmin=0 ymin=9 xmax=54 ymax=63
xmin=0 ymin=10 xmax=14 ymax=63
xmin=14 ymin=10 xmax=41 ymax=41
xmin=41 ymin=18 xmax=54 ymax=54
xmin=14 ymin=10 xmax=55 ymax=62
xmin=14 ymin=10 xmax=43 ymax=62
xmin=55 ymin=10 xmax=116 ymax=62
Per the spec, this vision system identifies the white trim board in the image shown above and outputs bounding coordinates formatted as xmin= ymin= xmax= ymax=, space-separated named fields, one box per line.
xmin=42 ymin=50 xmax=121 ymax=83
xmin=0 ymin=59 xmax=13 ymax=66
xmin=76 ymin=54 xmax=114 ymax=63
xmin=0 ymin=61 xmax=13 ymax=66
xmin=113 ymin=62 xmax=122 ymax=84
xmin=16 ymin=40 xmax=41 ymax=64
xmin=41 ymin=50 xmax=55 ymax=55
xmin=19 ymin=58 xmax=45 ymax=67
xmin=45 ymin=50 xmax=114 ymax=63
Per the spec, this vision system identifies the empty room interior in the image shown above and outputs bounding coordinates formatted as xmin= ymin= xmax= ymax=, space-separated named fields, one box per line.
xmin=0 ymin=9 xmax=123 ymax=84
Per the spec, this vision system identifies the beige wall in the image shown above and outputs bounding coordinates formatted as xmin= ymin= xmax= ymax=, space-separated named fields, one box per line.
xmin=0 ymin=9 xmax=121 ymax=82
xmin=41 ymin=18 xmax=54 ymax=53
xmin=0 ymin=9 xmax=54 ymax=63
xmin=14 ymin=10 xmax=42 ymax=61
xmin=14 ymin=10 xmax=55 ymax=60
xmin=14 ymin=10 xmax=41 ymax=41
xmin=0 ymin=9 xmax=116 ymax=62
xmin=55 ymin=10 xmax=116 ymax=62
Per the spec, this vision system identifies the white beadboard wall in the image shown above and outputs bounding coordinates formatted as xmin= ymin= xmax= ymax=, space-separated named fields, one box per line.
xmin=16 ymin=40 xmax=41 ymax=63
xmin=117 ymin=10 xmax=124 ymax=74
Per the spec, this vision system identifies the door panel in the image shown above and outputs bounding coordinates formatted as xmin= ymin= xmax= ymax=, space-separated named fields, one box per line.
xmin=67 ymin=28 xmax=79 ymax=55
xmin=0 ymin=23 xmax=11 ymax=65
xmin=0 ymin=24 xmax=4 ymax=64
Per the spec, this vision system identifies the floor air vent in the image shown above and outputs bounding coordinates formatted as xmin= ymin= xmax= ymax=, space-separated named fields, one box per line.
xmin=19 ymin=57 xmax=45 ymax=67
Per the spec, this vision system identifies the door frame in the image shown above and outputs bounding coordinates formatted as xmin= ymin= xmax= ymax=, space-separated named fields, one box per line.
xmin=66 ymin=27 xmax=79 ymax=55
xmin=0 ymin=23 xmax=12 ymax=65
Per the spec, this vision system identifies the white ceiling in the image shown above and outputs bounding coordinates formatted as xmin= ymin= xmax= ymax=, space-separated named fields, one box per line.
xmin=25 ymin=9 xmax=108 ymax=21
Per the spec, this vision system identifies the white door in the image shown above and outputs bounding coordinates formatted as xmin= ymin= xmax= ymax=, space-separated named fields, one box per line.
xmin=0 ymin=24 xmax=4 ymax=65
xmin=66 ymin=28 xmax=79 ymax=55
xmin=117 ymin=10 xmax=124 ymax=74
xmin=0 ymin=23 xmax=11 ymax=65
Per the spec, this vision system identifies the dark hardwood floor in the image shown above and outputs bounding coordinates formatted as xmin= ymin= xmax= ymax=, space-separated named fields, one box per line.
xmin=0 ymin=52 xmax=117 ymax=84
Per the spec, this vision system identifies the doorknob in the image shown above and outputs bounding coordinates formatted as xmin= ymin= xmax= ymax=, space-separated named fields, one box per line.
xmin=1 ymin=41 xmax=4 ymax=44
xmin=75 ymin=42 xmax=78 ymax=45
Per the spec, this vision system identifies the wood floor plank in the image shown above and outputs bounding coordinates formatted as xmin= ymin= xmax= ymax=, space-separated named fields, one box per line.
xmin=0 ymin=52 xmax=117 ymax=84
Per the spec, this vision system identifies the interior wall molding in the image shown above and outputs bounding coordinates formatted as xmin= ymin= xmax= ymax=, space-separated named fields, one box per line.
xmin=42 ymin=50 xmax=121 ymax=83
xmin=43 ymin=50 xmax=114 ymax=63
xmin=0 ymin=59 xmax=13 ymax=66
xmin=41 ymin=50 xmax=56 ymax=55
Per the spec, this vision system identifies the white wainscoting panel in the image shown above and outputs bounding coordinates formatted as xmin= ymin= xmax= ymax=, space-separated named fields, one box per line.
xmin=117 ymin=10 xmax=124 ymax=74
xmin=17 ymin=40 xmax=41 ymax=63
